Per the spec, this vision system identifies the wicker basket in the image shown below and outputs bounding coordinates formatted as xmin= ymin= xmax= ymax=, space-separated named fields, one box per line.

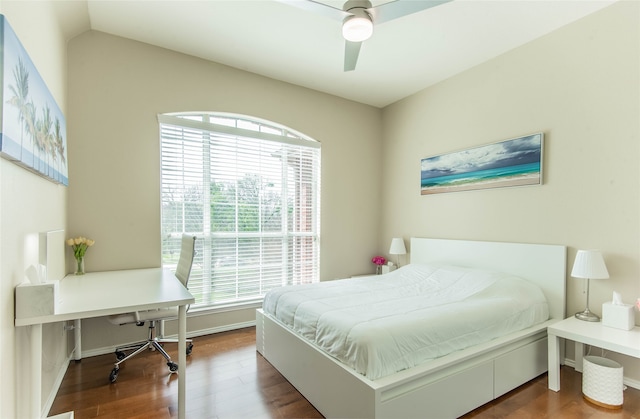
xmin=582 ymin=356 xmax=623 ymax=409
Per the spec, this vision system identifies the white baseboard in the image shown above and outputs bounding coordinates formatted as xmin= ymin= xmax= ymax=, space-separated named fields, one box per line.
xmin=47 ymin=412 xmax=74 ymax=419
xmin=80 ymin=320 xmax=256 ymax=358
xmin=47 ymin=412 xmax=73 ymax=419
xmin=562 ymin=358 xmax=640 ymax=391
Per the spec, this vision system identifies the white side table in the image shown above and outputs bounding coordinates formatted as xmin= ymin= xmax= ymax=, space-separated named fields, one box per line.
xmin=547 ymin=316 xmax=640 ymax=391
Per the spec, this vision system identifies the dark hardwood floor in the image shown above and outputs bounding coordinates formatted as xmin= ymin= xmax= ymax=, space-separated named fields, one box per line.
xmin=50 ymin=327 xmax=640 ymax=418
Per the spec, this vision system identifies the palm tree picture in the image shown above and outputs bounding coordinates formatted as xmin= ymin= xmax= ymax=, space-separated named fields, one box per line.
xmin=0 ymin=15 xmax=68 ymax=185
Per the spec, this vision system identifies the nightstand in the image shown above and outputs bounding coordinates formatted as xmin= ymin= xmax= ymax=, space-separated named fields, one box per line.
xmin=547 ymin=316 xmax=640 ymax=391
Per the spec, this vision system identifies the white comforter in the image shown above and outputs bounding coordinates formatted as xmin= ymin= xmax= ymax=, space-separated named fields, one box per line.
xmin=262 ymin=263 xmax=549 ymax=380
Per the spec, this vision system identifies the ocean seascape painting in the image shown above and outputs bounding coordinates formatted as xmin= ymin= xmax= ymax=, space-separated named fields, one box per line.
xmin=420 ymin=133 xmax=543 ymax=195
xmin=0 ymin=15 xmax=68 ymax=185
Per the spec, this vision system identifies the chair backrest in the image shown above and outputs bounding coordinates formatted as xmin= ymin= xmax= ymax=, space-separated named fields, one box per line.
xmin=175 ymin=234 xmax=196 ymax=287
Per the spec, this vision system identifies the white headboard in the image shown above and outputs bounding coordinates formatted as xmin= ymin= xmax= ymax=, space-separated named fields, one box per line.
xmin=410 ymin=237 xmax=567 ymax=320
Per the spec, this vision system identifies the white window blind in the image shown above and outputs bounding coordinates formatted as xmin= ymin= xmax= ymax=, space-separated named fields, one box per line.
xmin=159 ymin=113 xmax=320 ymax=309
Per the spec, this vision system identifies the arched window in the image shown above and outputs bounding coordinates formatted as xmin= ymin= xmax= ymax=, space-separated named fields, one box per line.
xmin=159 ymin=112 xmax=320 ymax=310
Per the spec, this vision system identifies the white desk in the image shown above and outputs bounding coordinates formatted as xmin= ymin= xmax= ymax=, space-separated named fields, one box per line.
xmin=15 ymin=268 xmax=195 ymax=419
xmin=547 ymin=316 xmax=640 ymax=391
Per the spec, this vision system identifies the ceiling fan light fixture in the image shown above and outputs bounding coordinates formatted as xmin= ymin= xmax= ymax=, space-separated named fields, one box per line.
xmin=342 ymin=12 xmax=373 ymax=42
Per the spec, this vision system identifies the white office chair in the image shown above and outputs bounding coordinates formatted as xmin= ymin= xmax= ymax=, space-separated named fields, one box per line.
xmin=107 ymin=234 xmax=196 ymax=383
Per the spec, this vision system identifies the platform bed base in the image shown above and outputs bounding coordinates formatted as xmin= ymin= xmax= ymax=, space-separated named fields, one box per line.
xmin=256 ymin=238 xmax=566 ymax=418
xmin=257 ymin=309 xmax=552 ymax=419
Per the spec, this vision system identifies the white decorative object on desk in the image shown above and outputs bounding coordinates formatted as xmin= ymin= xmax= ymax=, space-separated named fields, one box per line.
xmin=15 ymin=280 xmax=59 ymax=318
xmin=16 ymin=255 xmax=62 ymax=319
xmin=40 ymin=229 xmax=65 ymax=282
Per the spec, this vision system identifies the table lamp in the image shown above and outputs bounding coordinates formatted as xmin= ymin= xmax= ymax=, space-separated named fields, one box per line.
xmin=389 ymin=237 xmax=406 ymax=267
xmin=571 ymin=250 xmax=609 ymax=322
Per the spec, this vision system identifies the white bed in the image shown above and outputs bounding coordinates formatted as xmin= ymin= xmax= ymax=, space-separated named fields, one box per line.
xmin=256 ymin=237 xmax=566 ymax=418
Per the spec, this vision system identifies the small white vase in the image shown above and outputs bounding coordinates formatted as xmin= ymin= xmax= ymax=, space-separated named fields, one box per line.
xmin=75 ymin=257 xmax=85 ymax=275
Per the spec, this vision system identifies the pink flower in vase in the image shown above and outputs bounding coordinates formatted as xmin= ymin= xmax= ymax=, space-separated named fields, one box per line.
xmin=371 ymin=256 xmax=386 ymax=266
xmin=372 ymin=256 xmax=386 ymax=275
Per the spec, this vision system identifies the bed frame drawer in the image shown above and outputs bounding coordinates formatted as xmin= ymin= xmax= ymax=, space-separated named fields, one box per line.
xmin=494 ymin=336 xmax=548 ymax=397
xmin=379 ymin=361 xmax=494 ymax=419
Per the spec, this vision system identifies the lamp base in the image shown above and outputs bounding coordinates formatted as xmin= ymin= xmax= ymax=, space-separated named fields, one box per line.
xmin=575 ymin=309 xmax=600 ymax=322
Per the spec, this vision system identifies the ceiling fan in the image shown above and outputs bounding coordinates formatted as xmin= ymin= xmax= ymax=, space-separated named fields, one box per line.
xmin=278 ymin=0 xmax=452 ymax=71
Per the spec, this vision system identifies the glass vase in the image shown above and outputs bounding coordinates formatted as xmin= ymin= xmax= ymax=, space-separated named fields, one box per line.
xmin=75 ymin=257 xmax=85 ymax=275
xmin=376 ymin=265 xmax=382 ymax=275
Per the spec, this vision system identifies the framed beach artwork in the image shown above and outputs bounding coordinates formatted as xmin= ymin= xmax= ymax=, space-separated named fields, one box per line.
xmin=0 ymin=15 xmax=68 ymax=185
xmin=420 ymin=133 xmax=543 ymax=195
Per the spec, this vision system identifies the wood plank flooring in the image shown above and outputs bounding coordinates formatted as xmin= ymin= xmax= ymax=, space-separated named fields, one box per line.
xmin=50 ymin=327 xmax=640 ymax=418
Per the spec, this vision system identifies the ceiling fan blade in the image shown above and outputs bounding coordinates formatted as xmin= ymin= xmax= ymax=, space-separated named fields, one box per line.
xmin=344 ymin=40 xmax=362 ymax=72
xmin=367 ymin=0 xmax=452 ymax=25
xmin=275 ymin=0 xmax=350 ymax=21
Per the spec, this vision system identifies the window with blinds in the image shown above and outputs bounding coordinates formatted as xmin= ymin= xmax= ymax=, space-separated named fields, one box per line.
xmin=159 ymin=113 xmax=321 ymax=310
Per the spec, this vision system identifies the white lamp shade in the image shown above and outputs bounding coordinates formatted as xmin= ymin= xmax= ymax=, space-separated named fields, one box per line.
xmin=342 ymin=14 xmax=373 ymax=42
xmin=389 ymin=238 xmax=406 ymax=255
xmin=571 ymin=250 xmax=609 ymax=279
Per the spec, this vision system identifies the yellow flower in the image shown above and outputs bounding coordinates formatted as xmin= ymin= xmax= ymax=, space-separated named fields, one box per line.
xmin=67 ymin=236 xmax=95 ymax=261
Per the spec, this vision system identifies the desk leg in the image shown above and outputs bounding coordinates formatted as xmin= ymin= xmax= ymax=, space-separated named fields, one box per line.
xmin=178 ymin=304 xmax=187 ymax=419
xmin=548 ymin=333 xmax=561 ymax=391
xmin=30 ymin=324 xmax=42 ymax=419
xmin=74 ymin=319 xmax=82 ymax=361
xmin=574 ymin=342 xmax=584 ymax=373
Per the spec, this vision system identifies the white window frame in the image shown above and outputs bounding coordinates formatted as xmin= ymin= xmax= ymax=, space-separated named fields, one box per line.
xmin=159 ymin=112 xmax=321 ymax=311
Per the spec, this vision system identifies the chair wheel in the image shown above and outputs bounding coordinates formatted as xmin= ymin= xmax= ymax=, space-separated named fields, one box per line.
xmin=115 ymin=350 xmax=126 ymax=361
xmin=109 ymin=367 xmax=119 ymax=383
xmin=186 ymin=343 xmax=193 ymax=356
xmin=168 ymin=361 xmax=178 ymax=373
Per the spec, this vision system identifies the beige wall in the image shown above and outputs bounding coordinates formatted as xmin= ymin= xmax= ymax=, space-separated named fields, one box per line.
xmin=381 ymin=1 xmax=639 ymax=382
xmin=67 ymin=31 xmax=382 ymax=352
xmin=3 ymin=1 xmax=638 ymax=415
xmin=0 ymin=1 xmax=69 ymax=417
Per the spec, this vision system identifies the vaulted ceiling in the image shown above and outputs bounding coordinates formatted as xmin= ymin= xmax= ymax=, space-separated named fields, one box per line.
xmin=55 ymin=0 xmax=616 ymax=108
